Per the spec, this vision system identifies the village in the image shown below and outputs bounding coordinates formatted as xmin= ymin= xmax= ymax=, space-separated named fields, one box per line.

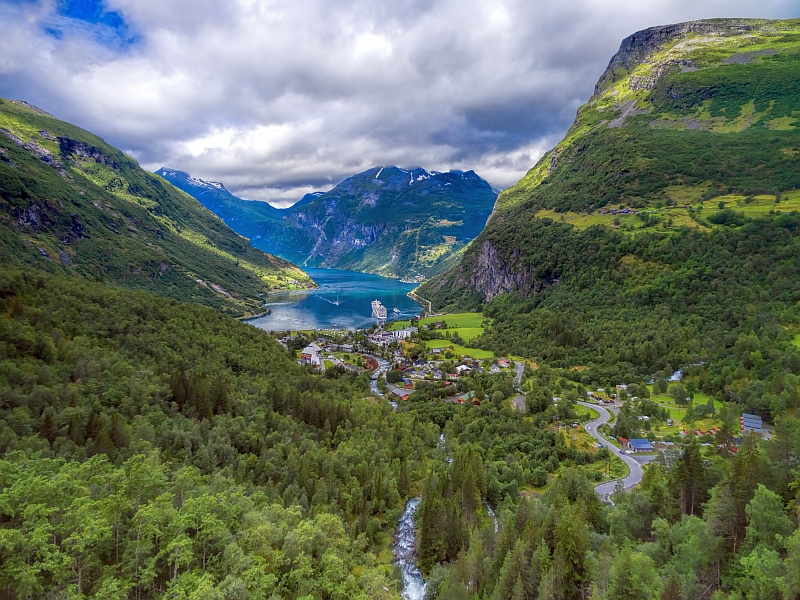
xmin=277 ymin=311 xmax=765 ymax=466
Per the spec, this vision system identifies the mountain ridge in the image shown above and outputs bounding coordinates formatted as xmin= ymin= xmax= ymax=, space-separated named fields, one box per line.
xmin=415 ymin=18 xmax=800 ymax=406
xmin=0 ymin=99 xmax=314 ymax=316
xmin=422 ymin=16 xmax=800 ymax=306
xmin=159 ymin=164 xmax=498 ymax=280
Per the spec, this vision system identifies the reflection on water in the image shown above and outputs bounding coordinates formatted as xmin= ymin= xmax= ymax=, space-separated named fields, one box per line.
xmin=248 ymin=268 xmax=423 ymax=331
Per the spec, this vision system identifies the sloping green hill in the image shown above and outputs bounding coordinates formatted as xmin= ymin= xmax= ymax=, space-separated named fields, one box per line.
xmin=419 ymin=19 xmax=800 ymax=418
xmin=0 ymin=99 xmax=314 ymax=315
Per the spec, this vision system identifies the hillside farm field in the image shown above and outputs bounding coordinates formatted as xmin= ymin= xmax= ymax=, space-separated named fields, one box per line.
xmin=391 ymin=312 xmax=489 ymax=342
xmin=423 ymin=338 xmax=495 ymax=359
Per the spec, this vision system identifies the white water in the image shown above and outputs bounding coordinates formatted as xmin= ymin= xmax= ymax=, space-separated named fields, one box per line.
xmin=366 ymin=354 xmax=397 ymax=410
xmin=394 ymin=498 xmax=426 ymax=600
xmin=484 ymin=501 xmax=499 ymax=533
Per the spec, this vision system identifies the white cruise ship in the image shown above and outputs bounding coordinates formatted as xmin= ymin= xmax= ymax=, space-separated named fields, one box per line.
xmin=371 ymin=299 xmax=387 ymax=319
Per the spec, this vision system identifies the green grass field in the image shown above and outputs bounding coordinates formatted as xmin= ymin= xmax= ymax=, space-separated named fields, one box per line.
xmin=793 ymin=332 xmax=800 ymax=349
xmin=578 ymin=405 xmax=600 ymax=422
xmin=698 ymin=189 xmax=800 ymax=217
xmin=587 ymin=454 xmax=629 ymax=482
xmin=532 ymin=189 xmax=800 ymax=237
xmin=423 ymin=338 xmax=495 ymax=359
xmin=392 ymin=312 xmax=494 ymax=357
xmin=389 ymin=312 xmax=488 ymax=330
xmin=646 ymin=389 xmax=725 ymax=436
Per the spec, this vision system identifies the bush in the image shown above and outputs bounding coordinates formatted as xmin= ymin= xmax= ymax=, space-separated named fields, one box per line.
xmin=708 ymin=208 xmax=746 ymax=226
xmin=386 ymin=369 xmax=404 ymax=384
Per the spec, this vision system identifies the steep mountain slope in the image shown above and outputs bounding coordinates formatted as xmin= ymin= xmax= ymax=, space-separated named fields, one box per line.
xmin=159 ymin=165 xmax=497 ymax=280
xmin=418 ymin=19 xmax=800 ymax=410
xmin=155 ymin=168 xmax=283 ymax=239
xmin=0 ymin=99 xmax=313 ymax=316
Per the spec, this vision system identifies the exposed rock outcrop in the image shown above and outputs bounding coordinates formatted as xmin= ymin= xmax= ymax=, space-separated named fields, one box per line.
xmin=454 ymin=240 xmax=558 ymax=302
xmin=594 ymin=19 xmax=765 ymax=96
xmin=59 ymin=137 xmax=120 ymax=169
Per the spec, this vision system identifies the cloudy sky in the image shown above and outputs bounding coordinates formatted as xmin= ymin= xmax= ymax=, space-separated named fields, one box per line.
xmin=0 ymin=0 xmax=797 ymax=206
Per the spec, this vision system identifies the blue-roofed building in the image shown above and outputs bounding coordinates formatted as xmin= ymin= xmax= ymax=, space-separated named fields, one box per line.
xmin=740 ymin=413 xmax=763 ymax=434
xmin=627 ymin=438 xmax=655 ymax=453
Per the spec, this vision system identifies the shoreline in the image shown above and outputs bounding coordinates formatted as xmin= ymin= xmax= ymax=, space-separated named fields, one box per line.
xmin=407 ymin=289 xmax=432 ymax=316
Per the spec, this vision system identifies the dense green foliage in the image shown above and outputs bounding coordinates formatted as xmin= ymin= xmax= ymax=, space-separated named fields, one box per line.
xmin=0 ymin=268 xmax=436 ymax=597
xmin=453 ymin=216 xmax=800 ymax=418
xmin=4 ymin=18 xmax=800 ymax=600
xmin=0 ymin=100 xmax=313 ymax=317
xmin=160 ymin=166 xmax=497 ymax=279
xmin=423 ymin=424 xmax=800 ymax=600
xmin=0 ymin=267 xmax=568 ymax=598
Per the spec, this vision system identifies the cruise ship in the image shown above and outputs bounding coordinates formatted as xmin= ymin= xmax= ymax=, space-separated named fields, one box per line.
xmin=371 ymin=299 xmax=387 ymax=319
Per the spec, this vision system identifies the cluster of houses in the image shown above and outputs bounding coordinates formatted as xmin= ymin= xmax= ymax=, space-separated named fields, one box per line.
xmin=599 ymin=207 xmax=638 ymax=215
xmin=299 ymin=342 xmax=326 ymax=369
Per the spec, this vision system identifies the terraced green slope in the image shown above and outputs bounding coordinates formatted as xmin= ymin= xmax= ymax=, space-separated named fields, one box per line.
xmin=0 ymin=99 xmax=313 ymax=316
xmin=417 ymin=19 xmax=800 ymax=407
xmin=421 ymin=18 xmax=800 ymax=306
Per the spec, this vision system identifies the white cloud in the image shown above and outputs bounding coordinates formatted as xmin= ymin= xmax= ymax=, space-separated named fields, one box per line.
xmin=0 ymin=0 xmax=797 ymax=205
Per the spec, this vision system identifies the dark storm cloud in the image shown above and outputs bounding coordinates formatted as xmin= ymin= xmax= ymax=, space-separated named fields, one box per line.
xmin=0 ymin=0 xmax=797 ymax=205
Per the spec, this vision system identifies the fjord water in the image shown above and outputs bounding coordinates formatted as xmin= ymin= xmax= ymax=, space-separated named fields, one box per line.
xmin=248 ymin=268 xmax=423 ymax=331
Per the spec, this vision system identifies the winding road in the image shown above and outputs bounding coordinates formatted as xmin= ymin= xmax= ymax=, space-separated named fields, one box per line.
xmin=577 ymin=400 xmax=644 ymax=501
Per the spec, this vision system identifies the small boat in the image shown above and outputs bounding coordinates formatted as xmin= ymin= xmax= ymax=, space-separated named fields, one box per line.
xmin=393 ymin=307 xmax=401 ymax=314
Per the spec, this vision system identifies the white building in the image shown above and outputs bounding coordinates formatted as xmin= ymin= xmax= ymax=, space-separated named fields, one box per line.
xmin=300 ymin=343 xmax=324 ymax=368
xmin=392 ymin=326 xmax=419 ymax=340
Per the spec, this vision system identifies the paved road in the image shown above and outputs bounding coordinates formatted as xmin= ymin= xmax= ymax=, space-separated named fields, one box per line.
xmin=513 ymin=361 xmax=525 ymax=389
xmin=577 ymin=401 xmax=644 ymax=502
xmin=511 ymin=362 xmax=527 ymax=411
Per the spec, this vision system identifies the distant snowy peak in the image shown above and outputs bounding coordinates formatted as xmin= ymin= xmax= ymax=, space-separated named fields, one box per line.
xmin=157 ymin=168 xmax=230 ymax=194
xmin=366 ymin=165 xmax=482 ymax=188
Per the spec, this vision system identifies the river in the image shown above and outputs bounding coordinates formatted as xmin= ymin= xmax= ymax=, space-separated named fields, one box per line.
xmin=248 ymin=268 xmax=423 ymax=331
xmin=394 ymin=498 xmax=426 ymax=600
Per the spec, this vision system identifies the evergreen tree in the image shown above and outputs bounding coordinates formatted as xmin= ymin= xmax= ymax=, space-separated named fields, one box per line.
xmin=673 ymin=438 xmax=706 ymax=516
xmin=552 ymin=503 xmax=588 ymax=600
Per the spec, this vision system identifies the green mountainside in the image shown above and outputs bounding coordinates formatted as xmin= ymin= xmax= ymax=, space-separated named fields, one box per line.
xmin=0 ymin=99 xmax=313 ymax=316
xmin=420 ymin=18 xmax=800 ymax=418
xmin=158 ymin=166 xmax=497 ymax=281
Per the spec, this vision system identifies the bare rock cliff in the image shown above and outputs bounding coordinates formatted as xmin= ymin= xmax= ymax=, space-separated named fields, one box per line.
xmin=594 ymin=18 xmax=765 ymax=95
xmin=452 ymin=240 xmax=558 ymax=302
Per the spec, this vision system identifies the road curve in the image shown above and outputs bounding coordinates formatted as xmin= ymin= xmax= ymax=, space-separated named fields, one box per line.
xmin=577 ymin=400 xmax=644 ymax=501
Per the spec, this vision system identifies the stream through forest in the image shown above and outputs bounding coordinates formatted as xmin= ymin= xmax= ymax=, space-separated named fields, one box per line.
xmin=393 ymin=497 xmax=426 ymax=600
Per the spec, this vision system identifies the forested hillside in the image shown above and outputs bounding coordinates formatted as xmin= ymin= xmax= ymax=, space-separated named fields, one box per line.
xmin=0 ymin=99 xmax=313 ymax=316
xmin=419 ymin=18 xmax=800 ymax=422
xmin=0 ymin=267 xmax=570 ymax=598
xmin=3 ymin=15 xmax=800 ymax=600
xmin=421 ymin=428 xmax=800 ymax=600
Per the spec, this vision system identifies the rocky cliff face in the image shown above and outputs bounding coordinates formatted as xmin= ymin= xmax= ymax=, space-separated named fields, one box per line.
xmin=441 ymin=239 xmax=558 ymax=302
xmin=594 ymin=18 xmax=767 ymax=95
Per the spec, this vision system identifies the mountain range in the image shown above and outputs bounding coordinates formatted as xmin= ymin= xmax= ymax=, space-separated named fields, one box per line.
xmin=157 ymin=165 xmax=497 ymax=280
xmin=0 ymin=99 xmax=313 ymax=316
